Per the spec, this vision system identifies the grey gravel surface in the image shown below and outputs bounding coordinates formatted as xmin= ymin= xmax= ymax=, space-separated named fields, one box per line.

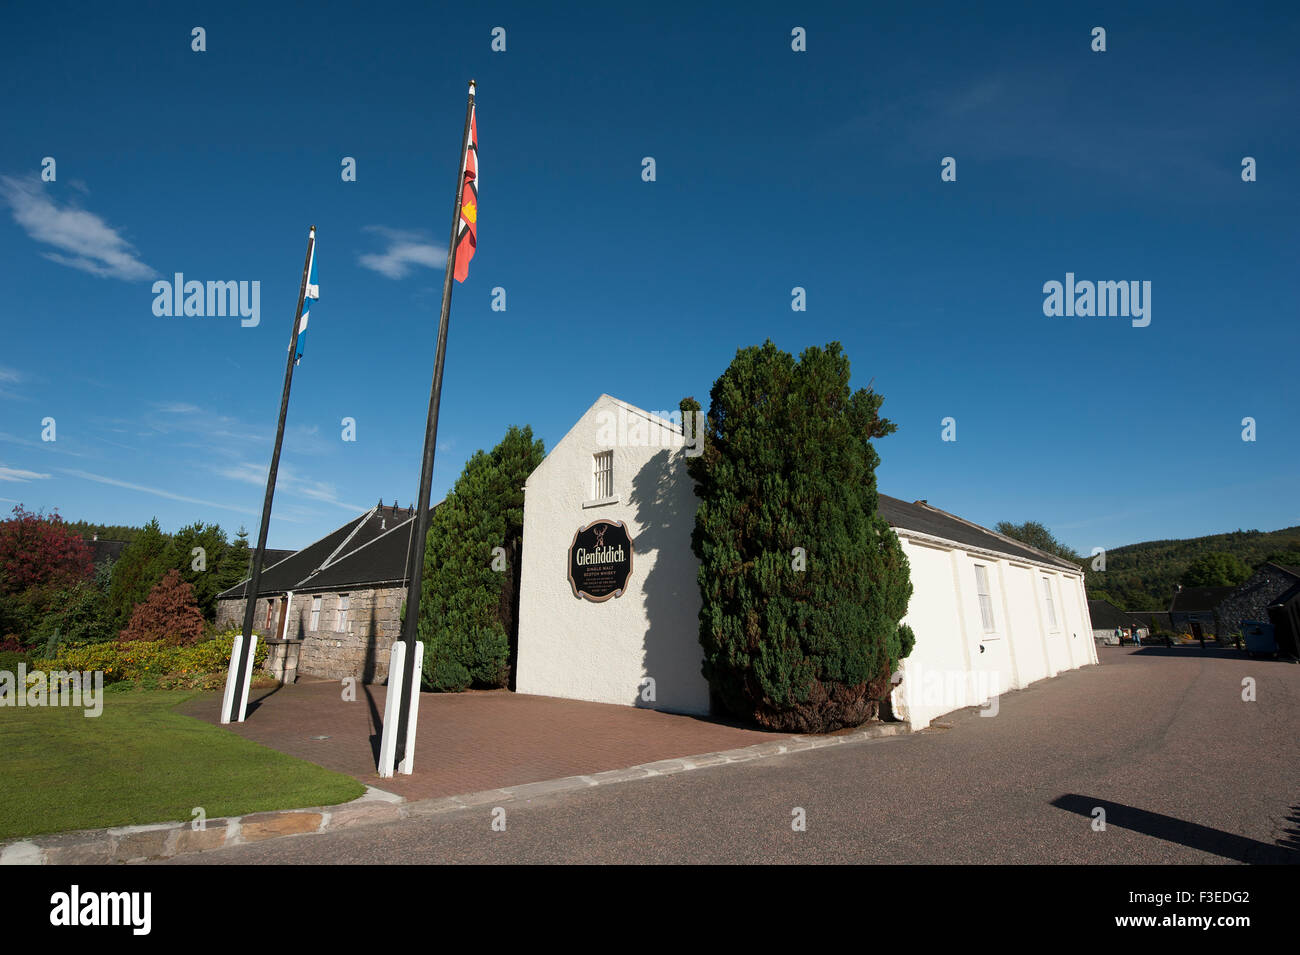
xmin=157 ymin=648 xmax=1299 ymax=864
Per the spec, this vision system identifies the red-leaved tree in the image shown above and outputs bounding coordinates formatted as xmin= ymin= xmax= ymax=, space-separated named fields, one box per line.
xmin=120 ymin=569 xmax=206 ymax=646
xmin=0 ymin=505 xmax=93 ymax=596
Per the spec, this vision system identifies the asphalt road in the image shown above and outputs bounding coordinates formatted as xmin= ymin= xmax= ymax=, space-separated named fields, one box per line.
xmin=158 ymin=648 xmax=1299 ymax=864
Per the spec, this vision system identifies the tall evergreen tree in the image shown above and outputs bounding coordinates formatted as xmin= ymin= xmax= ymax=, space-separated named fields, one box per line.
xmin=220 ymin=525 xmax=252 ymax=595
xmin=169 ymin=521 xmax=230 ymax=620
xmin=683 ymin=341 xmax=915 ymax=733
xmin=104 ymin=518 xmax=172 ymax=633
xmin=417 ymin=426 xmax=546 ymax=691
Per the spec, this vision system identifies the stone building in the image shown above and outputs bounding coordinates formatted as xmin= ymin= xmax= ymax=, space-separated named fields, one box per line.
xmin=1168 ymin=585 xmax=1235 ymax=639
xmin=1215 ymin=563 xmax=1300 ymax=640
xmin=215 ymin=502 xmax=420 ymax=683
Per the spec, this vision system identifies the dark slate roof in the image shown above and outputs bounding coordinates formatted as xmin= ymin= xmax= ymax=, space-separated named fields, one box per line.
xmin=1087 ymin=599 xmax=1134 ymax=630
xmin=298 ymin=517 xmax=416 ymax=592
xmin=1169 ymin=586 xmax=1236 ymax=612
xmin=86 ymin=539 xmax=128 ymax=565
xmin=1129 ymin=610 xmax=1172 ymax=630
xmin=1269 ymin=580 xmax=1300 ymax=608
xmin=218 ymin=504 xmax=421 ymax=600
xmin=1264 ymin=562 xmax=1300 ymax=580
xmin=877 ymin=494 xmax=1081 ymax=571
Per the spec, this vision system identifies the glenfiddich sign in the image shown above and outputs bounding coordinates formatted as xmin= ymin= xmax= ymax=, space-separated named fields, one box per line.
xmin=568 ymin=519 xmax=634 ymax=602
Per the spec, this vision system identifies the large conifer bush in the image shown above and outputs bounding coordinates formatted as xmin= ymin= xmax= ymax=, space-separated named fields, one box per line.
xmin=418 ymin=425 xmax=545 ymax=691
xmin=683 ymin=341 xmax=915 ymax=732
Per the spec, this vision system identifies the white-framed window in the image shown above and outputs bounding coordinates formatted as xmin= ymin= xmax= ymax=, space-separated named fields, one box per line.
xmin=1042 ymin=577 xmax=1059 ymax=631
xmin=974 ymin=564 xmax=996 ymax=633
xmin=337 ymin=594 xmax=350 ymax=632
xmin=592 ymin=451 xmax=613 ymax=500
xmin=310 ymin=595 xmax=322 ymax=631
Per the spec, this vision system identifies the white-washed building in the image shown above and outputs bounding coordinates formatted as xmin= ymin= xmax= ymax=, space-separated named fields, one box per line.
xmin=516 ymin=394 xmax=1097 ymax=730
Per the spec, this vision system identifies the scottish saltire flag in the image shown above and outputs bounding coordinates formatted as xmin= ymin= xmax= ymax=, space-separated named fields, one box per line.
xmin=453 ymin=103 xmax=477 ymax=283
xmin=295 ymin=228 xmax=318 ymax=365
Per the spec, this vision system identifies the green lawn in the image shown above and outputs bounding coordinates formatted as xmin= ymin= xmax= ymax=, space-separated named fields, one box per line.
xmin=0 ymin=687 xmax=366 ymax=841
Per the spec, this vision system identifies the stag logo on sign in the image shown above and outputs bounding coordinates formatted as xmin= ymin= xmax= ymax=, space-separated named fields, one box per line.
xmin=569 ymin=519 xmax=634 ymax=602
xmin=50 ymin=885 xmax=151 ymax=935
xmin=152 ymin=273 xmax=261 ymax=327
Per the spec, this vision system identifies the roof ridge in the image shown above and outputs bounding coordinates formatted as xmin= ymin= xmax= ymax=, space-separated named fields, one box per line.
xmin=317 ymin=505 xmax=379 ymax=571
xmin=294 ymin=513 xmax=420 ymax=590
xmin=906 ymin=499 xmax=1081 ymax=570
xmin=597 ymin=393 xmax=686 ymax=435
xmin=217 ymin=509 xmax=375 ymax=599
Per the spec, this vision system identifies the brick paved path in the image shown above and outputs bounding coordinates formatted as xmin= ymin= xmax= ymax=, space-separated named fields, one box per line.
xmin=178 ymin=681 xmax=773 ymax=801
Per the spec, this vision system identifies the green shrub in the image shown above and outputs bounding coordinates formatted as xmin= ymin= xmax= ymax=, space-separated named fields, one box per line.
xmin=0 ymin=649 xmax=32 ymax=674
xmin=418 ymin=425 xmax=545 ymax=692
xmin=30 ymin=629 xmax=267 ymax=688
xmin=683 ymin=341 xmax=915 ymax=733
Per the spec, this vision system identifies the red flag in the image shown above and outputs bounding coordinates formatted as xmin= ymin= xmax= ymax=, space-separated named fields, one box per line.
xmin=454 ymin=105 xmax=477 ymax=283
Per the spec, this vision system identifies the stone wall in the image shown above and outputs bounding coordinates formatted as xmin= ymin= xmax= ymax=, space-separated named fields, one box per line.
xmin=296 ymin=586 xmax=404 ymax=682
xmin=215 ymin=596 xmax=280 ymax=634
xmin=1217 ymin=567 xmax=1300 ymax=639
xmin=215 ymin=586 xmax=405 ymax=683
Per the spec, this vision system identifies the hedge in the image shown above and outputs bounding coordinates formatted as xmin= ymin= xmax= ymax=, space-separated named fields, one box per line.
xmin=28 ymin=629 xmax=267 ymax=689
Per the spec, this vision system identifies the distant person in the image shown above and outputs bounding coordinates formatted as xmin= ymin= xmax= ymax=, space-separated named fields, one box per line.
xmin=1133 ymin=626 xmax=1141 ymax=647
xmin=1115 ymin=625 xmax=1123 ymax=646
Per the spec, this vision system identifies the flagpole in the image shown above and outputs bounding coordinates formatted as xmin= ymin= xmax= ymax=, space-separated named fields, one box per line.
xmin=380 ymin=81 xmax=475 ymax=774
xmin=222 ymin=225 xmax=316 ymax=724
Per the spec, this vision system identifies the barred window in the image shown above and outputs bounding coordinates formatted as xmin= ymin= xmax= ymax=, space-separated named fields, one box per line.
xmin=1042 ymin=578 xmax=1059 ymax=631
xmin=974 ymin=565 xmax=996 ymax=633
xmin=593 ymin=451 xmax=613 ymax=499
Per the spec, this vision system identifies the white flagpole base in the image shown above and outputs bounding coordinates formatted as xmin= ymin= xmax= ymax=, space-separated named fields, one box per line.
xmin=220 ymin=634 xmax=244 ymax=724
xmin=235 ymin=634 xmax=257 ymax=722
xmin=398 ymin=641 xmax=424 ymax=775
xmin=377 ymin=642 xmax=406 ymax=778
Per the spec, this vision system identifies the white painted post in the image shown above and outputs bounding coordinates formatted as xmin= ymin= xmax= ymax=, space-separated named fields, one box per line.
xmin=398 ymin=642 xmax=424 ymax=774
xmin=377 ymin=641 xmax=406 ymax=777
xmin=221 ymin=633 xmax=259 ymax=724
xmin=220 ymin=633 xmax=243 ymax=724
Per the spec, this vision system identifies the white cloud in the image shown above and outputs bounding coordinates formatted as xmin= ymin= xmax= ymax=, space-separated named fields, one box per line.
xmin=0 ymin=176 xmax=155 ymax=281
xmin=0 ymin=465 xmax=50 ymax=482
xmin=358 ymin=226 xmax=445 ymax=279
xmin=59 ymin=468 xmax=260 ymax=516
xmin=0 ymin=367 xmax=21 ymax=384
xmin=217 ymin=461 xmax=364 ymax=513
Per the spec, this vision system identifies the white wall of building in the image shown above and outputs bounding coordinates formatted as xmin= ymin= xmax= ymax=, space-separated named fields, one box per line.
xmin=889 ymin=532 xmax=1097 ymax=729
xmin=516 ymin=396 xmax=709 ymax=714
xmin=517 ymin=396 xmax=1098 ymax=730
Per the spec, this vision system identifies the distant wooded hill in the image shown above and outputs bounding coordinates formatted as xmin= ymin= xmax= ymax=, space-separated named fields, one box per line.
xmin=1084 ymin=525 xmax=1300 ymax=611
xmin=65 ymin=520 xmax=148 ymax=543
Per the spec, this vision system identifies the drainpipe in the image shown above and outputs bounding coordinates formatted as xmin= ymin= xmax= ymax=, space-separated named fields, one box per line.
xmin=279 ymin=590 xmax=295 ymax=641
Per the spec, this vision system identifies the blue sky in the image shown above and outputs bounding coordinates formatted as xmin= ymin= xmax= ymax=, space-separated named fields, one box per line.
xmin=1 ymin=1 xmax=1296 ymax=554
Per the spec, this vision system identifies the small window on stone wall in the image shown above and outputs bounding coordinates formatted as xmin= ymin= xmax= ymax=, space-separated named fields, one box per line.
xmin=337 ymin=594 xmax=351 ymax=632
